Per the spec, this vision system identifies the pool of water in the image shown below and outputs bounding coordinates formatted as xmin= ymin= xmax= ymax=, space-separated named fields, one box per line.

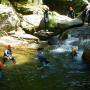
xmin=0 ymin=29 xmax=90 ymax=90
xmin=38 ymin=32 xmax=90 ymax=90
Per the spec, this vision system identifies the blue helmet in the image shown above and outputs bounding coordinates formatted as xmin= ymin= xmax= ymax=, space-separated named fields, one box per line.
xmin=37 ymin=53 xmax=43 ymax=59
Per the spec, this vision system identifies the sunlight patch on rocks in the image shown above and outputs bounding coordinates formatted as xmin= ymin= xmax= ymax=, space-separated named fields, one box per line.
xmin=0 ymin=36 xmax=28 ymax=46
xmin=22 ymin=15 xmax=42 ymax=26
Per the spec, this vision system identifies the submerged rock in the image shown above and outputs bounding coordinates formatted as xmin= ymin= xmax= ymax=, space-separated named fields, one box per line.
xmin=82 ymin=45 xmax=90 ymax=64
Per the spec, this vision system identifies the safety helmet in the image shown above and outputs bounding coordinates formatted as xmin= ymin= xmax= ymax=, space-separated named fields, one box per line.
xmin=6 ymin=45 xmax=11 ymax=49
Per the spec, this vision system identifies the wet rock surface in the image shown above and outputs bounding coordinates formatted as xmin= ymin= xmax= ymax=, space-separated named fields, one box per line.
xmin=82 ymin=45 xmax=90 ymax=64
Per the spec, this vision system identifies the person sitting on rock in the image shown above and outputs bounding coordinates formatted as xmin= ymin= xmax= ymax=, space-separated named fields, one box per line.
xmin=3 ymin=45 xmax=16 ymax=64
xmin=86 ymin=9 xmax=90 ymax=26
xmin=68 ymin=6 xmax=75 ymax=19
xmin=71 ymin=47 xmax=78 ymax=58
xmin=37 ymin=48 xmax=49 ymax=67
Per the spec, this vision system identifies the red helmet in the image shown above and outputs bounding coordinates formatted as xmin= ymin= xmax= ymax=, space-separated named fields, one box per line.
xmin=5 ymin=45 xmax=11 ymax=49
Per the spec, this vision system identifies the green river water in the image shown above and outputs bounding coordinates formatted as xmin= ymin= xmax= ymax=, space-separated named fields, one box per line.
xmin=0 ymin=26 xmax=90 ymax=90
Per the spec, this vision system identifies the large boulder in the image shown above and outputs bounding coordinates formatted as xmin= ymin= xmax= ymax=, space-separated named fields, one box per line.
xmin=0 ymin=36 xmax=40 ymax=49
xmin=0 ymin=4 xmax=20 ymax=32
xmin=39 ymin=11 xmax=83 ymax=33
xmin=13 ymin=2 xmax=48 ymax=15
xmin=12 ymin=33 xmax=39 ymax=42
xmin=0 ymin=36 xmax=28 ymax=46
xmin=82 ymin=45 xmax=90 ymax=64
xmin=21 ymin=14 xmax=43 ymax=33
xmin=34 ymin=30 xmax=54 ymax=40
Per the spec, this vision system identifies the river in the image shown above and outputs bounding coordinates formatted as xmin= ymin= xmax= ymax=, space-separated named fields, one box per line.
xmin=0 ymin=24 xmax=90 ymax=90
xmin=39 ymin=24 xmax=90 ymax=90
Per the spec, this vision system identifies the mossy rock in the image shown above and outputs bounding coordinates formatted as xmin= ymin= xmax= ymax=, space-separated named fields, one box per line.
xmin=16 ymin=5 xmax=33 ymax=14
xmin=0 ymin=13 xmax=8 ymax=21
xmin=61 ymin=31 xmax=69 ymax=40
xmin=48 ymin=15 xmax=57 ymax=28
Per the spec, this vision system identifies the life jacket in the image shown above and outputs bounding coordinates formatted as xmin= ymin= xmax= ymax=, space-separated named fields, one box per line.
xmin=4 ymin=49 xmax=11 ymax=57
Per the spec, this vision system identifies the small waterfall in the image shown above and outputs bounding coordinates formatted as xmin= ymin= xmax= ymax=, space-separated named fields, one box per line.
xmin=51 ymin=36 xmax=79 ymax=53
xmin=50 ymin=31 xmax=90 ymax=64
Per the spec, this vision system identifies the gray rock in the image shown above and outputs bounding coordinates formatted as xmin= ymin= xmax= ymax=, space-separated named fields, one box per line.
xmin=0 ymin=4 xmax=20 ymax=32
xmin=39 ymin=11 xmax=83 ymax=33
xmin=21 ymin=15 xmax=43 ymax=33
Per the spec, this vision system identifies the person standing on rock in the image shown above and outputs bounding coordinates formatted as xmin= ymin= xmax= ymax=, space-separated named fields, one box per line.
xmin=44 ymin=9 xmax=49 ymax=31
xmin=68 ymin=6 xmax=75 ymax=19
xmin=86 ymin=9 xmax=90 ymax=25
xmin=81 ymin=9 xmax=87 ymax=24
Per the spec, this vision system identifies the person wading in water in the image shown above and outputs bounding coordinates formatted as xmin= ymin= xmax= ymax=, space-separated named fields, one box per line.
xmin=3 ymin=45 xmax=16 ymax=64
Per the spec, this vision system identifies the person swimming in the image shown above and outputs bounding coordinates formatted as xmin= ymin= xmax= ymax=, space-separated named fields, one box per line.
xmin=71 ymin=47 xmax=78 ymax=58
xmin=37 ymin=48 xmax=49 ymax=67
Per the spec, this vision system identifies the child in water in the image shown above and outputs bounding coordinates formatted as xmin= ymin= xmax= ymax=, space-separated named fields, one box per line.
xmin=37 ymin=48 xmax=49 ymax=67
xmin=71 ymin=47 xmax=78 ymax=58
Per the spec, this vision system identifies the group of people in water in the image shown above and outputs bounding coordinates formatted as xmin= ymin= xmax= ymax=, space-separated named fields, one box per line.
xmin=37 ymin=47 xmax=78 ymax=67
xmin=0 ymin=44 xmax=78 ymax=80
